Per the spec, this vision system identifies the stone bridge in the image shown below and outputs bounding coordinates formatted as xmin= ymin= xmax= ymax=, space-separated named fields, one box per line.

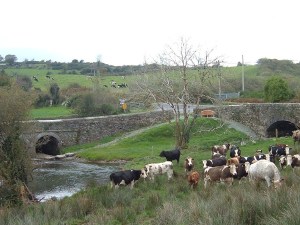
xmin=22 ymin=111 xmax=173 ymax=156
xmin=22 ymin=103 xmax=300 ymax=156
xmin=210 ymin=103 xmax=300 ymax=138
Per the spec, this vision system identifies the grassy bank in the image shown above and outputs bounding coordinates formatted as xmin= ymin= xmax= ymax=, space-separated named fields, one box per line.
xmin=30 ymin=106 xmax=77 ymax=119
xmin=1 ymin=118 xmax=298 ymax=225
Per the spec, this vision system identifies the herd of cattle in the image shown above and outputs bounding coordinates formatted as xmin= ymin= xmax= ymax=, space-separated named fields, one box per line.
xmin=110 ymin=130 xmax=300 ymax=190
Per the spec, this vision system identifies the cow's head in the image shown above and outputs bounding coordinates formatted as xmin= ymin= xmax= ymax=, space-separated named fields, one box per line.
xmin=285 ymin=147 xmax=290 ymax=155
xmin=230 ymin=145 xmax=241 ymax=157
xmin=244 ymin=162 xmax=251 ymax=173
xmin=185 ymin=157 xmax=194 ymax=171
xmin=159 ymin=151 xmax=165 ymax=157
xmin=141 ymin=166 xmax=149 ymax=179
xmin=229 ymin=164 xmax=237 ymax=176
xmin=279 ymin=156 xmax=286 ymax=168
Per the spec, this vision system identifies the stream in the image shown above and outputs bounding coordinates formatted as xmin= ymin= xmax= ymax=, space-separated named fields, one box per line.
xmin=28 ymin=159 xmax=120 ymax=202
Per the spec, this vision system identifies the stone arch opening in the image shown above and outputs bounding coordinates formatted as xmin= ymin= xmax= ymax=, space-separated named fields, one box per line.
xmin=35 ymin=133 xmax=61 ymax=155
xmin=266 ymin=120 xmax=298 ymax=138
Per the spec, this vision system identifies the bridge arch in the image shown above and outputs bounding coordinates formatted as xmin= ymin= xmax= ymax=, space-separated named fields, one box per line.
xmin=266 ymin=120 xmax=298 ymax=138
xmin=35 ymin=132 xmax=62 ymax=155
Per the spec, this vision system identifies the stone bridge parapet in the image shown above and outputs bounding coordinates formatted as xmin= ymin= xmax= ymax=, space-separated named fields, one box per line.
xmin=22 ymin=110 xmax=173 ymax=155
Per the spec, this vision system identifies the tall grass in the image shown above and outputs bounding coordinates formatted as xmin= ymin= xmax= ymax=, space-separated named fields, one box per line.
xmin=1 ymin=170 xmax=300 ymax=225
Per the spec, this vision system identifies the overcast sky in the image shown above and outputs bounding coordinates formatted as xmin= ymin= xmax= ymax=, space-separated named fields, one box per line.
xmin=1 ymin=0 xmax=300 ymax=66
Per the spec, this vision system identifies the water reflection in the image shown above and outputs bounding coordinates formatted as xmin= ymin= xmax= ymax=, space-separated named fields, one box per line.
xmin=28 ymin=160 xmax=119 ymax=201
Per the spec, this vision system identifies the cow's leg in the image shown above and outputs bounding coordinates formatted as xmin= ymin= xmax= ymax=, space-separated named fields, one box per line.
xmin=167 ymin=170 xmax=173 ymax=180
xmin=130 ymin=181 xmax=134 ymax=189
xmin=110 ymin=181 xmax=114 ymax=189
xmin=204 ymin=177 xmax=209 ymax=189
xmin=265 ymin=176 xmax=272 ymax=187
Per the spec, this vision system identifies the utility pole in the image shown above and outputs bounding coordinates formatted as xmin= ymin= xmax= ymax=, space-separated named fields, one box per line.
xmin=217 ymin=60 xmax=221 ymax=97
xmin=242 ymin=55 xmax=245 ymax=92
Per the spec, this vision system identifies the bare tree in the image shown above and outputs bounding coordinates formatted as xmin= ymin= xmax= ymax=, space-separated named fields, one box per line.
xmin=131 ymin=38 xmax=222 ymax=148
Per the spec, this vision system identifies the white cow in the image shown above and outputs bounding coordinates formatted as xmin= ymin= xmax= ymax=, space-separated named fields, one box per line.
xmin=141 ymin=161 xmax=173 ymax=181
xmin=246 ymin=160 xmax=283 ymax=188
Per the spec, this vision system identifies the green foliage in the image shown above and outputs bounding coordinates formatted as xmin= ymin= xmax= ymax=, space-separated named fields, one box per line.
xmin=0 ymin=84 xmax=33 ymax=207
xmin=264 ymin=76 xmax=294 ymax=102
xmin=33 ymin=93 xmax=51 ymax=107
xmin=72 ymin=93 xmax=118 ymax=117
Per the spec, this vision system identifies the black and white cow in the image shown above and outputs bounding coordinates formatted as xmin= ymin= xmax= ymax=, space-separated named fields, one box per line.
xmin=110 ymin=170 xmax=142 ymax=189
xmin=229 ymin=145 xmax=241 ymax=158
xmin=141 ymin=161 xmax=174 ymax=181
xmin=159 ymin=147 xmax=181 ymax=163
xmin=202 ymin=157 xmax=227 ymax=169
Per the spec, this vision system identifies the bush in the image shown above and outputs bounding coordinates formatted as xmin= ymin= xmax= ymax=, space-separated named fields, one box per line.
xmin=71 ymin=93 xmax=118 ymax=117
xmin=34 ymin=93 xmax=51 ymax=107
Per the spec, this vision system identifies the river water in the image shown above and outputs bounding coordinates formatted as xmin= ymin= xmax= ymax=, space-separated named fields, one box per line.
xmin=28 ymin=159 xmax=119 ymax=202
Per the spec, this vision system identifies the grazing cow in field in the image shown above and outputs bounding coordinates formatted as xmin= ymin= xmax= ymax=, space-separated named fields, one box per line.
xmin=203 ymin=164 xmax=237 ymax=188
xmin=202 ymin=157 xmax=227 ymax=169
xmin=110 ymin=170 xmax=142 ymax=189
xmin=159 ymin=148 xmax=181 ymax=163
xmin=229 ymin=145 xmax=241 ymax=158
xmin=141 ymin=161 xmax=173 ymax=181
xmin=247 ymin=160 xmax=283 ymax=188
xmin=187 ymin=171 xmax=200 ymax=189
xmin=184 ymin=157 xmax=194 ymax=174
xmin=211 ymin=144 xmax=231 ymax=157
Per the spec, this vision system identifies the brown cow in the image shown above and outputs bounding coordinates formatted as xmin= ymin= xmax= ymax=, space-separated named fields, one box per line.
xmin=203 ymin=164 xmax=237 ymax=188
xmin=187 ymin=171 xmax=200 ymax=189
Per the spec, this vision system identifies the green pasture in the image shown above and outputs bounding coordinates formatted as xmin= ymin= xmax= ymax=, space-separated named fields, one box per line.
xmin=6 ymin=68 xmax=135 ymax=92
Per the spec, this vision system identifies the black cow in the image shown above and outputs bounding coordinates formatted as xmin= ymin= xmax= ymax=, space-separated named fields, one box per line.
xmin=159 ymin=148 xmax=181 ymax=163
xmin=110 ymin=170 xmax=142 ymax=189
xmin=202 ymin=157 xmax=227 ymax=169
xmin=230 ymin=145 xmax=241 ymax=158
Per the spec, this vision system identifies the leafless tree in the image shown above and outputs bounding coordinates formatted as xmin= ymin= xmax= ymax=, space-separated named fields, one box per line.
xmin=130 ymin=38 xmax=222 ymax=148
